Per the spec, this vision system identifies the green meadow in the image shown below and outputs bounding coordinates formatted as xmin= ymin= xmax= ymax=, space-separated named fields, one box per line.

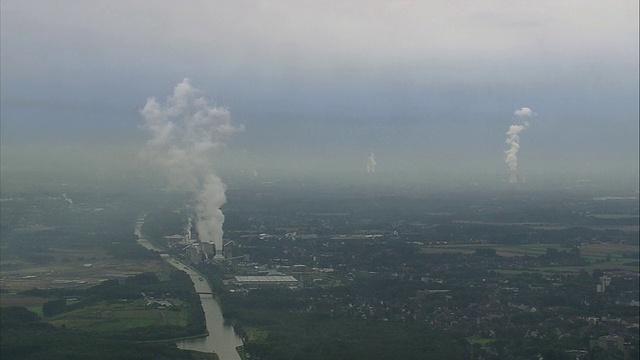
xmin=48 ymin=299 xmax=189 ymax=334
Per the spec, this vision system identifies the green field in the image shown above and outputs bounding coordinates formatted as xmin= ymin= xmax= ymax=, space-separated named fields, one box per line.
xmin=0 ymin=259 xmax=28 ymax=266
xmin=298 ymin=273 xmax=344 ymax=288
xmin=422 ymin=243 xmax=562 ymax=257
xmin=27 ymin=306 xmax=45 ymax=317
xmin=48 ymin=299 xmax=189 ymax=333
xmin=587 ymin=214 xmax=640 ymax=219
xmin=424 ymin=243 xmax=639 ymax=274
xmin=467 ymin=337 xmax=496 ymax=345
xmin=243 ymin=326 xmax=269 ymax=342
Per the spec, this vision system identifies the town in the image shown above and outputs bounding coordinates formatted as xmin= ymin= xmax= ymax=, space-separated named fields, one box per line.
xmin=139 ymin=180 xmax=639 ymax=359
xmin=1 ymin=178 xmax=638 ymax=359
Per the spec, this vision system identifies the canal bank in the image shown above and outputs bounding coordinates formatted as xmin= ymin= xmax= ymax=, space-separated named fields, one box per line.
xmin=135 ymin=220 xmax=243 ymax=360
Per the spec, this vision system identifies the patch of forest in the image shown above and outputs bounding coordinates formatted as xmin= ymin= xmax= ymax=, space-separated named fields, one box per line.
xmin=0 ymin=306 xmax=213 ymax=360
xmin=221 ymin=287 xmax=469 ymax=360
xmin=20 ymin=270 xmax=206 ymax=341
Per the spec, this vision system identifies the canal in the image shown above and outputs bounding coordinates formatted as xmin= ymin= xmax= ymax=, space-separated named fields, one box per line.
xmin=135 ymin=220 xmax=243 ymax=360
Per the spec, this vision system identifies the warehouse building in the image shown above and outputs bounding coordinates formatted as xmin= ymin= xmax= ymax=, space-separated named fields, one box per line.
xmin=231 ymin=275 xmax=299 ymax=288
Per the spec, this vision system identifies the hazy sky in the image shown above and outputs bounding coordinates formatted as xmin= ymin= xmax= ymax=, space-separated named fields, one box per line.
xmin=1 ymin=1 xmax=638 ymax=185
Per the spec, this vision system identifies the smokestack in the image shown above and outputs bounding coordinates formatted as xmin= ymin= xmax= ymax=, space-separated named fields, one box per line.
xmin=140 ymin=78 xmax=244 ymax=259
xmin=505 ymin=107 xmax=535 ymax=184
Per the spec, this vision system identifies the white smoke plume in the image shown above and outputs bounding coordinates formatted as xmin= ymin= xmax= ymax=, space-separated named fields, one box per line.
xmin=185 ymin=217 xmax=193 ymax=242
xmin=514 ymin=107 xmax=535 ymax=118
xmin=140 ymin=78 xmax=244 ymax=256
xmin=366 ymin=151 xmax=377 ymax=174
xmin=62 ymin=193 xmax=73 ymax=206
xmin=505 ymin=107 xmax=535 ymax=183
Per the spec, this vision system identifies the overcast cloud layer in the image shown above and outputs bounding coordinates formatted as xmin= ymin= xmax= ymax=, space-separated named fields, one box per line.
xmin=1 ymin=1 xmax=638 ymax=187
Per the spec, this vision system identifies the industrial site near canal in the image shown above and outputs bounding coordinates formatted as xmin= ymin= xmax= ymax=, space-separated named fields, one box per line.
xmin=1 ymin=177 xmax=638 ymax=359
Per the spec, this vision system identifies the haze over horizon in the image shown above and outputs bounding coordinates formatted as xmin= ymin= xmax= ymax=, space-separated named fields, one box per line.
xmin=1 ymin=1 xmax=638 ymax=189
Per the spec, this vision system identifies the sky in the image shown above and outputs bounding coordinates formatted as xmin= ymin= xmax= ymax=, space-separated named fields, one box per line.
xmin=1 ymin=0 xmax=638 ymax=187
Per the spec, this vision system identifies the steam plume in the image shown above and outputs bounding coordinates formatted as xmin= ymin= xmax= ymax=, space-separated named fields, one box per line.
xmin=514 ymin=107 xmax=535 ymax=118
xmin=505 ymin=107 xmax=535 ymax=183
xmin=366 ymin=151 xmax=377 ymax=174
xmin=140 ymin=78 xmax=244 ymax=257
xmin=185 ymin=217 xmax=192 ymax=242
xmin=62 ymin=193 xmax=73 ymax=206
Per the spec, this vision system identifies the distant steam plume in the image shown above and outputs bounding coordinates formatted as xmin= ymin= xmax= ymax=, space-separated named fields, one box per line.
xmin=140 ymin=78 xmax=244 ymax=257
xmin=505 ymin=107 xmax=535 ymax=183
xmin=366 ymin=151 xmax=377 ymax=174
xmin=62 ymin=193 xmax=73 ymax=206
xmin=514 ymin=107 xmax=535 ymax=118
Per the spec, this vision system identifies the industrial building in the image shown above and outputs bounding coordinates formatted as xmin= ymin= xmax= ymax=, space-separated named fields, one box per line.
xmin=164 ymin=234 xmax=186 ymax=246
xmin=231 ymin=275 xmax=299 ymax=288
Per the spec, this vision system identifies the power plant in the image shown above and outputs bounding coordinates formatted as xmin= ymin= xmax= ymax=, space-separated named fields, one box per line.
xmin=140 ymin=79 xmax=244 ymax=264
xmin=177 ymin=232 xmax=245 ymax=263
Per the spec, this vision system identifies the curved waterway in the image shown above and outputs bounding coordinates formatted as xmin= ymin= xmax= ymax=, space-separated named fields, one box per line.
xmin=171 ymin=262 xmax=243 ymax=360
xmin=135 ymin=222 xmax=243 ymax=360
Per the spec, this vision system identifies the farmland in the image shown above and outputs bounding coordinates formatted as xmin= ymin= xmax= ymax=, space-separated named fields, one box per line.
xmin=48 ymin=299 xmax=190 ymax=333
xmin=422 ymin=243 xmax=639 ymax=273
